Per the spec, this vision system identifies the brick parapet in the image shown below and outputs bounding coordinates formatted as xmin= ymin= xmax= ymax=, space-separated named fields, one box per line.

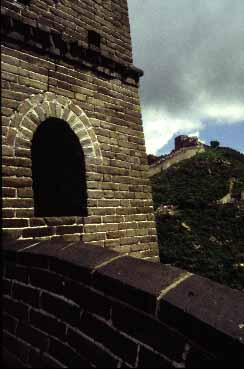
xmin=3 ymin=239 xmax=244 ymax=368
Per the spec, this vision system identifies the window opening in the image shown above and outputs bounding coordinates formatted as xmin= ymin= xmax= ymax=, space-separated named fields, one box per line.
xmin=31 ymin=118 xmax=88 ymax=217
xmin=88 ymin=30 xmax=101 ymax=49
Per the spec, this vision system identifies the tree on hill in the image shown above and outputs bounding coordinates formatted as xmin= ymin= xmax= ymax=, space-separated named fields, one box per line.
xmin=210 ymin=140 xmax=220 ymax=148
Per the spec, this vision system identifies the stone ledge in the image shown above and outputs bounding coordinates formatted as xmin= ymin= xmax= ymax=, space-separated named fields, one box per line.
xmin=3 ymin=239 xmax=244 ymax=367
xmin=158 ymin=274 xmax=244 ymax=356
xmin=92 ymin=256 xmax=187 ymax=314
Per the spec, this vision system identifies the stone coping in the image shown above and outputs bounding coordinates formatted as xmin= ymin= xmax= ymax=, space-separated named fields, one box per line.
xmin=3 ymin=238 xmax=244 ymax=360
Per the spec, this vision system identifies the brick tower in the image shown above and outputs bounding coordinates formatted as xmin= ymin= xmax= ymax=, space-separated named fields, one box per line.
xmin=1 ymin=0 xmax=159 ymax=260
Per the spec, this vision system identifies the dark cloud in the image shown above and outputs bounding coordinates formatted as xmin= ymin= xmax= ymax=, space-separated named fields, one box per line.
xmin=128 ymin=0 xmax=244 ymax=152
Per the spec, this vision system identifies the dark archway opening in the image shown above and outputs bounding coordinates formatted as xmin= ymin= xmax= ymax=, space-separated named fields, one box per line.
xmin=31 ymin=118 xmax=88 ymax=217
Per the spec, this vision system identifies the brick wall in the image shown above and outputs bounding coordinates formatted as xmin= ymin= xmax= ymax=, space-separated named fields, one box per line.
xmin=1 ymin=0 xmax=133 ymax=65
xmin=3 ymin=239 xmax=244 ymax=368
xmin=1 ymin=0 xmax=159 ymax=259
xmin=175 ymin=136 xmax=200 ymax=151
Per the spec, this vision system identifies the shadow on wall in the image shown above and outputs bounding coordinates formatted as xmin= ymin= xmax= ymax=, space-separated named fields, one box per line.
xmin=2 ymin=239 xmax=244 ymax=368
xmin=31 ymin=118 xmax=88 ymax=217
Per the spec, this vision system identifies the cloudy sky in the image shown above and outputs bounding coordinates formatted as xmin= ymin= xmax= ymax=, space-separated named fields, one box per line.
xmin=127 ymin=0 xmax=244 ymax=155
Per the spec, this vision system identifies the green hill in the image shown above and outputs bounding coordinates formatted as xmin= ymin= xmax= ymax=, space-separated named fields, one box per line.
xmin=150 ymin=147 xmax=244 ymax=292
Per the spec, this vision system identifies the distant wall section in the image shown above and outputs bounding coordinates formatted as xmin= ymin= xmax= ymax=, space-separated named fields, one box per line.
xmin=149 ymin=146 xmax=205 ymax=177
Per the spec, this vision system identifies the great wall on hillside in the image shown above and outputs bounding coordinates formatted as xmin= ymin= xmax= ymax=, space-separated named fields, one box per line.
xmin=148 ymin=135 xmax=205 ymax=177
xmin=148 ymin=135 xmax=244 ymax=209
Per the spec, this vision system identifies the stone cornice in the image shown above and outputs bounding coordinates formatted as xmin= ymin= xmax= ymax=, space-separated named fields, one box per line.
xmin=1 ymin=13 xmax=144 ymax=85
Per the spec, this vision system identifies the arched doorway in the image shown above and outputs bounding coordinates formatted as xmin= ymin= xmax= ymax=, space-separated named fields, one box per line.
xmin=31 ymin=118 xmax=88 ymax=217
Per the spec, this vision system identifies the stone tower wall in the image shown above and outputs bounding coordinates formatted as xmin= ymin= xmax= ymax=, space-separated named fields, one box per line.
xmin=1 ymin=0 xmax=133 ymax=65
xmin=1 ymin=0 xmax=159 ymax=259
xmin=175 ymin=135 xmax=200 ymax=151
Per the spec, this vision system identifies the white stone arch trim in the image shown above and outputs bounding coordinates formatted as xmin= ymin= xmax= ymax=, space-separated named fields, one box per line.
xmin=7 ymin=92 xmax=103 ymax=161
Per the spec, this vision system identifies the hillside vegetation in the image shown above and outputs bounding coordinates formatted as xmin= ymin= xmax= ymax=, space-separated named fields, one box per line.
xmin=150 ymin=147 xmax=244 ymax=292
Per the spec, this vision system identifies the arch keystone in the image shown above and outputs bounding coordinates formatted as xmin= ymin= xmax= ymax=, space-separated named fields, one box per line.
xmin=29 ymin=94 xmax=44 ymax=105
xmin=44 ymin=92 xmax=56 ymax=102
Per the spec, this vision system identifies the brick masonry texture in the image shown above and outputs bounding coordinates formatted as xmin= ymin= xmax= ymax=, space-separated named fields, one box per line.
xmin=1 ymin=0 xmax=159 ymax=259
xmin=1 ymin=0 xmax=133 ymax=65
xmin=2 ymin=240 xmax=244 ymax=368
